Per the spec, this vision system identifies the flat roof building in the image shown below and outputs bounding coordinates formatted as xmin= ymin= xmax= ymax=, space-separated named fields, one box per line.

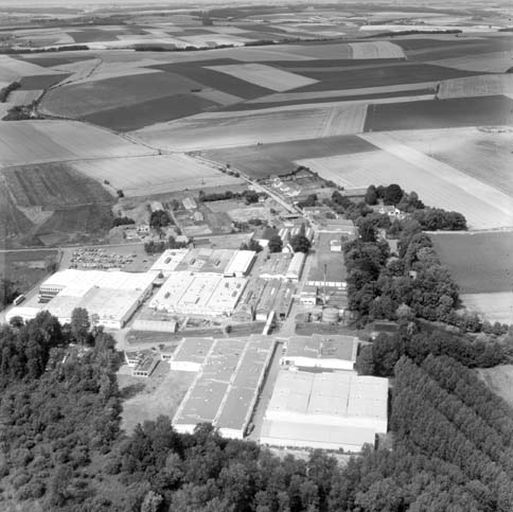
xmin=149 ymin=249 xmax=189 ymax=275
xmin=173 ymin=336 xmax=276 ymax=439
xmin=8 ymin=269 xmax=155 ymax=329
xmin=170 ymin=337 xmax=215 ymax=371
xmin=260 ymin=370 xmax=388 ymax=452
xmin=223 ymin=250 xmax=256 ymax=277
xmin=149 ymin=272 xmax=247 ymax=317
xmin=281 ymin=334 xmax=358 ymax=371
xmin=285 ymin=252 xmax=306 ymax=282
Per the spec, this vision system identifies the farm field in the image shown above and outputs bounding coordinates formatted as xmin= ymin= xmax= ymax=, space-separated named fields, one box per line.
xmin=202 ymin=135 xmax=376 ymax=179
xmin=131 ymin=103 xmax=367 ymax=151
xmin=462 ymin=293 xmax=513 ymax=324
xmin=0 ymin=162 xmax=115 ymax=246
xmin=364 ymin=96 xmax=513 ymax=132
xmin=71 ymin=154 xmax=243 ymax=197
xmin=0 ymin=249 xmax=59 ymax=299
xmin=431 ymin=231 xmax=513 ymax=294
xmin=429 ymin=51 xmax=513 ymax=73
xmin=384 ymin=127 xmax=513 ymax=198
xmin=438 ymin=74 xmax=513 ymax=99
xmin=0 ymin=121 xmax=153 ymax=167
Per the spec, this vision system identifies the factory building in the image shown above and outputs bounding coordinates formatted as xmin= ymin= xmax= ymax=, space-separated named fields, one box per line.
xmin=280 ymin=334 xmax=358 ymax=371
xmin=172 ymin=336 xmax=276 ymax=439
xmin=260 ymin=370 xmax=388 ymax=452
xmin=285 ymin=252 xmax=306 ymax=282
xmin=149 ymin=249 xmax=189 ymax=275
xmin=149 ymin=272 xmax=247 ymax=317
xmin=7 ymin=269 xmax=155 ymax=329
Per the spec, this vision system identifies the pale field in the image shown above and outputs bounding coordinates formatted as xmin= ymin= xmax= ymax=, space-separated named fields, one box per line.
xmin=248 ymin=81 xmax=438 ymax=104
xmin=71 ymin=154 xmax=243 ymax=197
xmin=132 ymin=104 xmax=367 ymax=151
xmin=438 ymin=74 xmax=513 ymax=99
xmin=0 ymin=55 xmax=61 ymax=81
xmin=361 ymin=132 xmax=513 ymax=229
xmin=384 ymin=127 xmax=513 ymax=198
xmin=462 ymin=292 xmax=513 ymax=324
xmin=7 ymin=89 xmax=42 ymax=106
xmin=177 ymin=33 xmax=251 ymax=46
xmin=479 ymin=365 xmax=513 ymax=409
xmin=206 ymin=63 xmax=318 ymax=92
xmin=195 ymin=88 xmax=242 ymax=106
xmin=0 ymin=120 xmax=152 ymax=167
xmin=298 ymin=135 xmax=513 ymax=230
xmin=349 ymin=41 xmax=405 ymax=59
xmin=429 ymin=51 xmax=513 ymax=73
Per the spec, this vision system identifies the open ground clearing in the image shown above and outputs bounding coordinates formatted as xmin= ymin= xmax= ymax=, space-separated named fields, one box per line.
xmin=0 ymin=121 xmax=152 ymax=167
xmin=479 ymin=365 xmax=513 ymax=409
xmin=202 ymin=135 xmax=376 ymax=179
xmin=431 ymin=231 xmax=513 ymax=294
xmin=131 ymin=104 xmax=367 ymax=151
xmin=384 ymin=127 xmax=513 ymax=198
xmin=438 ymin=74 xmax=513 ymax=99
xmin=462 ymin=293 xmax=513 ymax=324
xmin=71 ymin=154 xmax=243 ymax=197
xmin=364 ymin=95 xmax=513 ymax=131
xmin=205 ymin=63 xmax=317 ymax=92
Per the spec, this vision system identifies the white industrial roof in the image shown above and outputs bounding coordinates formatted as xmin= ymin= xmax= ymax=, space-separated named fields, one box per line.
xmin=149 ymin=249 xmax=189 ymax=274
xmin=286 ymin=252 xmax=305 ymax=277
xmin=266 ymin=370 xmax=388 ymax=423
xmin=41 ymin=269 xmax=155 ymax=297
xmin=224 ymin=250 xmax=255 ymax=276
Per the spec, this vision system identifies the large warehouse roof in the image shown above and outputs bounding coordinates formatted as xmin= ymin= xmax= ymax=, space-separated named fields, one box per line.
xmin=173 ymin=336 xmax=276 ymax=439
xmin=261 ymin=370 xmax=388 ymax=451
xmin=149 ymin=249 xmax=189 ymax=274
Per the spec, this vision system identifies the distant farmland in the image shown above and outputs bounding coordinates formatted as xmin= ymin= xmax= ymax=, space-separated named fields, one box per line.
xmin=431 ymin=231 xmax=513 ymax=294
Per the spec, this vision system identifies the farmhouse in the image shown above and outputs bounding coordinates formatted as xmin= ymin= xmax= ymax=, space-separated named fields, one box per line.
xmin=280 ymin=334 xmax=358 ymax=371
xmin=8 ymin=269 xmax=155 ymax=329
xmin=260 ymin=370 xmax=388 ymax=452
xmin=173 ymin=336 xmax=276 ymax=439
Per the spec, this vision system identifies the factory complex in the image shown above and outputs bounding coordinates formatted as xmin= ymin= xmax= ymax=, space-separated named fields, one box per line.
xmin=172 ymin=336 xmax=276 ymax=439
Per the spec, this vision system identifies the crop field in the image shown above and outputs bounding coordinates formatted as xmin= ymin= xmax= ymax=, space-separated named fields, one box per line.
xmin=202 ymin=134 xmax=375 ymax=178
xmin=132 ymin=103 xmax=367 ymax=151
xmin=83 ymin=93 xmax=218 ymax=132
xmin=349 ymin=41 xmax=405 ymax=59
xmin=71 ymin=154 xmax=243 ymax=197
xmin=431 ymin=231 xmax=513 ymax=294
xmin=384 ymin=127 xmax=513 ymax=198
xmin=429 ymin=51 xmax=513 ymax=73
xmin=6 ymin=89 xmax=42 ymax=106
xmin=205 ymin=63 xmax=318 ymax=92
xmin=0 ymin=121 xmax=152 ymax=167
xmin=292 ymin=63 xmax=480 ymax=92
xmin=18 ymin=73 xmax=68 ymax=90
xmin=40 ymin=71 xmax=203 ymax=118
xmin=364 ymin=96 xmax=513 ymax=132
xmin=462 ymin=293 xmax=513 ymax=324
xmin=438 ymin=74 xmax=513 ymax=99
xmin=297 ymin=133 xmax=513 ymax=230
xmin=0 ymin=55 xmax=61 ymax=81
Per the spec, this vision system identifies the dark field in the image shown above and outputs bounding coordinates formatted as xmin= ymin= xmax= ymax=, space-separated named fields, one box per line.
xmin=202 ymin=135 xmax=376 ymax=178
xmin=151 ymin=61 xmax=273 ymax=100
xmin=19 ymin=74 xmax=69 ymax=90
xmin=364 ymin=95 xmax=513 ymax=132
xmin=0 ymin=249 xmax=58 ymax=297
xmin=83 ymin=93 xmax=217 ymax=132
xmin=273 ymin=58 xmax=406 ymax=69
xmin=393 ymin=37 xmax=487 ymax=51
xmin=294 ymin=64 xmax=481 ymax=91
xmin=17 ymin=55 xmax=92 ymax=67
xmin=42 ymin=71 xmax=205 ymax=118
xmin=431 ymin=231 xmax=513 ymax=294
xmin=225 ymin=87 xmax=436 ymax=112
